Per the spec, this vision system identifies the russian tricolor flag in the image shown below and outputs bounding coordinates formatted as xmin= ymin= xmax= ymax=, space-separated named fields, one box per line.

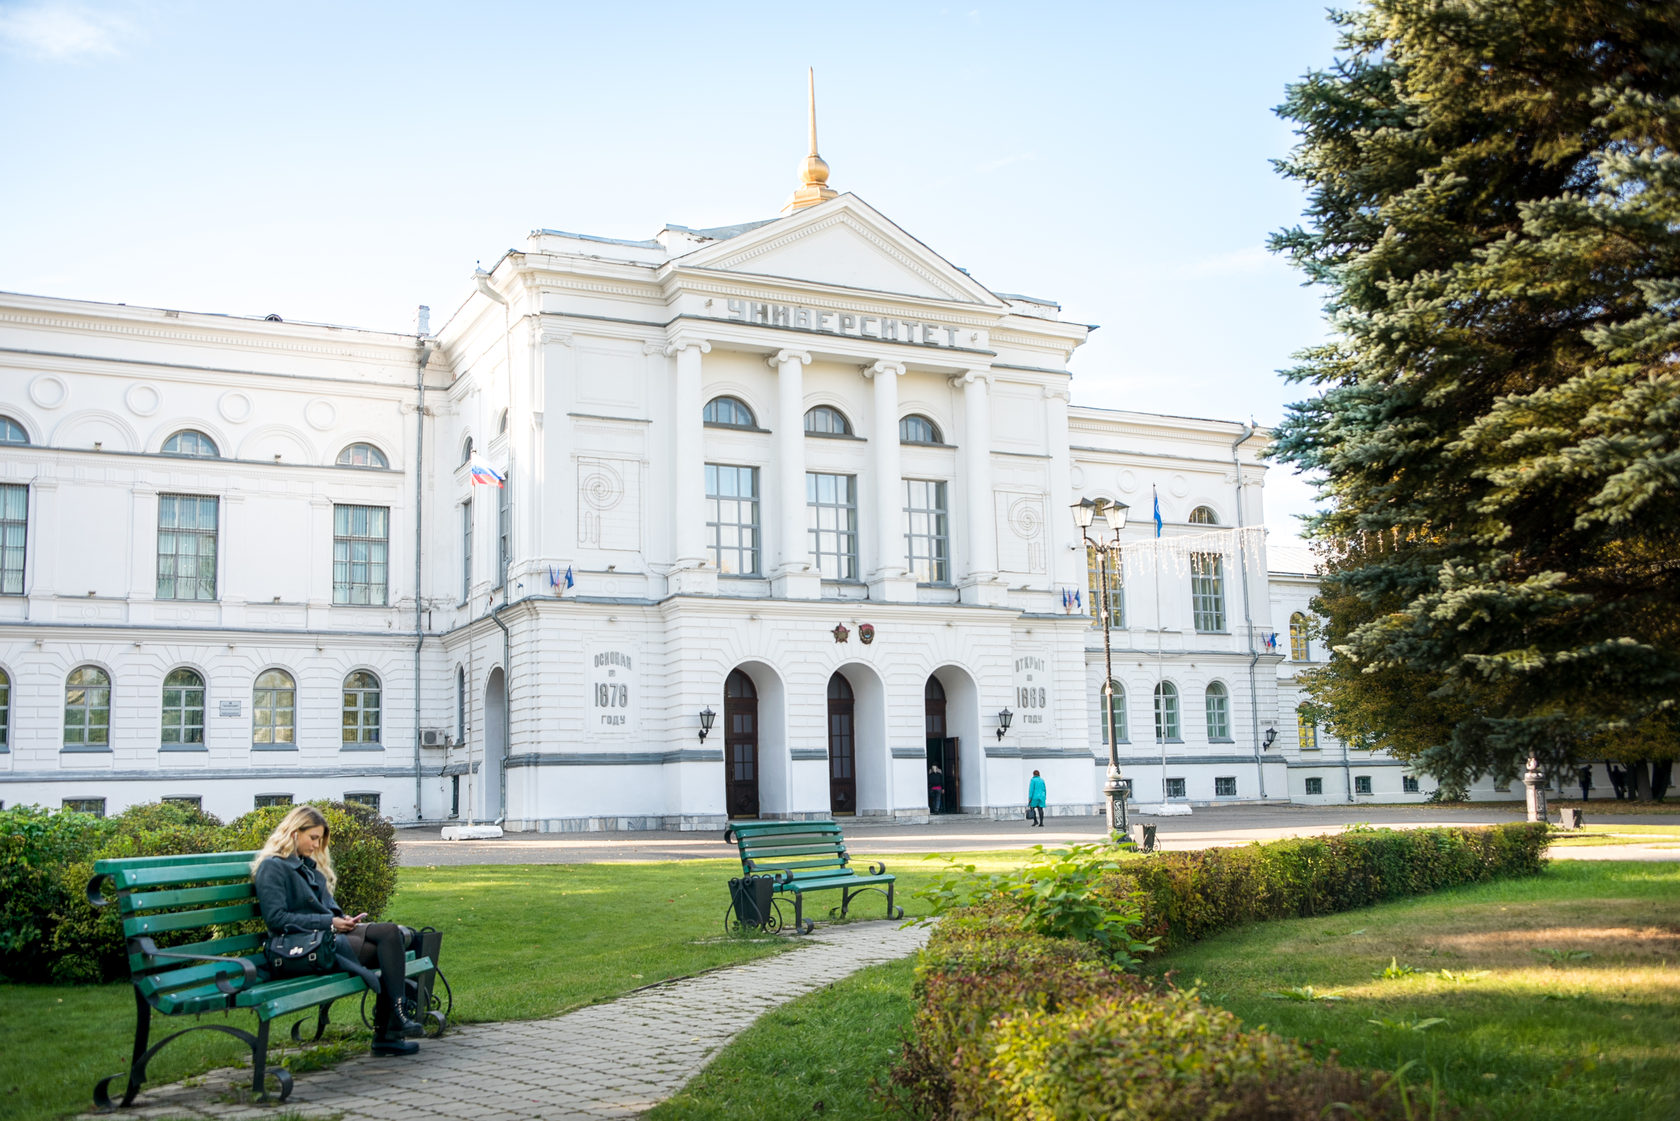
xmin=468 ymin=454 xmax=504 ymax=487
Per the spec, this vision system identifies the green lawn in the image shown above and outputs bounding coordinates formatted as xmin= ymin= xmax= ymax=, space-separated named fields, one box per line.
xmin=1150 ymin=860 xmax=1680 ymax=1121
xmin=0 ymin=850 xmax=1026 ymax=1121
xmin=646 ymin=861 xmax=1680 ymax=1121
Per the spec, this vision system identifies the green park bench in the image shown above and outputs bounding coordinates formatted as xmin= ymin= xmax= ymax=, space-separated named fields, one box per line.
xmin=723 ymin=819 xmax=903 ymax=934
xmin=86 ymin=849 xmax=435 ymax=1108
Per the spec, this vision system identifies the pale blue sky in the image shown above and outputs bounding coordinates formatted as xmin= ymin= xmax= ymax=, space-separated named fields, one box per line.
xmin=0 ymin=1 xmax=1342 ymax=542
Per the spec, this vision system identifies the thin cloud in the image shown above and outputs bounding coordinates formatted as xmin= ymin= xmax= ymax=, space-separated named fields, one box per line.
xmin=0 ymin=2 xmax=134 ymax=61
xmin=1176 ymin=244 xmax=1277 ymax=278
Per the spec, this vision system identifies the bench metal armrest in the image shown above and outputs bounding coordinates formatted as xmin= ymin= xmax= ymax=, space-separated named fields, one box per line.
xmin=134 ymin=936 xmax=259 ymax=994
xmin=867 ymin=861 xmax=888 ymax=876
xmin=723 ymin=824 xmax=738 ymax=843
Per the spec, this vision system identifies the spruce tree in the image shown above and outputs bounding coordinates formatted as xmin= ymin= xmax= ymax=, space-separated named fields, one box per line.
xmin=1270 ymin=0 xmax=1680 ymax=796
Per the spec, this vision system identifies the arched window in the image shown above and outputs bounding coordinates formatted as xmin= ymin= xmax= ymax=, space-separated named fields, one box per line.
xmin=337 ymin=443 xmax=389 ymax=469
xmin=899 ymin=414 xmax=942 ymax=444
xmin=1205 ymin=681 xmax=1230 ymax=741
xmin=161 ymin=668 xmax=206 ymax=748
xmin=497 ymin=409 xmax=509 ymax=435
xmin=1153 ymin=681 xmax=1180 ymax=742
xmin=1297 ymin=706 xmax=1319 ymax=750
xmin=703 ymin=396 xmax=756 ymax=428
xmin=64 ymin=666 xmax=111 ymax=748
xmin=460 ymin=436 xmax=474 ymax=466
xmin=1289 ymin=613 xmax=1311 ymax=661
xmin=1188 ymin=505 xmax=1219 ymax=525
xmin=253 ymin=669 xmax=296 ymax=747
xmin=0 ymin=667 xmax=11 ymax=751
xmin=1098 ymin=680 xmax=1127 ymax=744
xmin=0 ymin=416 xmax=28 ymax=445
xmin=162 ymin=430 xmax=219 ymax=458
xmin=803 ymin=405 xmax=852 ymax=436
xmin=342 ymin=671 xmax=382 ymax=746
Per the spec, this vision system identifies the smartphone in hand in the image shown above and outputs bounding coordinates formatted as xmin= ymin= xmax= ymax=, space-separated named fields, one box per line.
xmin=351 ymin=913 xmax=369 ymax=924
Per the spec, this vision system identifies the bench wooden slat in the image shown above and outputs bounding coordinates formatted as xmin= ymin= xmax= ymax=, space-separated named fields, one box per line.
xmin=738 ymin=842 xmax=850 ymax=858
xmin=242 ymin=955 xmax=432 ymax=1021
xmin=122 ymin=900 xmax=261 ymax=937
xmin=125 ymin=882 xmax=256 ymax=912
xmin=94 ymin=850 xmax=260 ymax=874
xmin=104 ymin=861 xmax=264 ymax=892
xmin=136 ymin=956 xmax=263 ymax=998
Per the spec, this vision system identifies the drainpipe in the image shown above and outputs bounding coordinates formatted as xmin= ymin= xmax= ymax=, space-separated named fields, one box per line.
xmin=412 ymin=317 xmax=433 ymax=823
xmin=475 ymin=268 xmax=514 ymax=827
xmin=1231 ymin=423 xmax=1265 ymax=799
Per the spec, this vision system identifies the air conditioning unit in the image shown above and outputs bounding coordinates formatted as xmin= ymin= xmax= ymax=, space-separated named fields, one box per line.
xmin=420 ymin=729 xmax=450 ymax=748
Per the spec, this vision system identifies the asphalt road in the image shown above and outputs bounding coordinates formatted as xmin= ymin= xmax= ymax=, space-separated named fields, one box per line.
xmin=395 ymin=802 xmax=1679 ymax=865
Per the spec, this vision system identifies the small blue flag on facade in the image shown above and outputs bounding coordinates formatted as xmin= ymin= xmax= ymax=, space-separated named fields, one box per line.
xmin=1152 ymin=488 xmax=1163 ymax=538
xmin=564 ymin=565 xmax=575 ymax=590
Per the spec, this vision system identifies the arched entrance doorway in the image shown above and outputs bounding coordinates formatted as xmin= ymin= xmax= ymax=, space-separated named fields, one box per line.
xmin=483 ymin=666 xmax=506 ymax=822
xmin=827 ymin=672 xmax=856 ymax=815
xmin=724 ymin=669 xmax=760 ymax=818
xmin=925 ymin=676 xmax=958 ymax=813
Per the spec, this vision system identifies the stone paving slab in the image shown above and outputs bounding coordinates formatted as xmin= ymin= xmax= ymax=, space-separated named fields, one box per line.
xmin=79 ymin=919 xmax=929 ymax=1121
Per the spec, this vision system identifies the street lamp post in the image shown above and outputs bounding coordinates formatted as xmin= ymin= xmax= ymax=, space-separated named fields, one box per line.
xmin=1073 ymin=497 xmax=1130 ymax=836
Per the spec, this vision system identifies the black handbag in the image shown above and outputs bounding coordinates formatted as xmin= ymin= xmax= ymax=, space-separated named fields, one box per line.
xmin=265 ymin=928 xmax=338 ymax=976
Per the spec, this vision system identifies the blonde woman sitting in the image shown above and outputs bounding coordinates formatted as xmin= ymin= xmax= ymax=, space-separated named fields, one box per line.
xmin=252 ymin=804 xmax=424 ymax=1056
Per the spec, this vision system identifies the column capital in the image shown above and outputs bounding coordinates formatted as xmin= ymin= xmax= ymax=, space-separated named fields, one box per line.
xmin=949 ymin=368 xmax=993 ymax=388
xmin=1042 ymin=386 xmax=1071 ymax=403
xmin=862 ymin=360 xmax=904 ymax=380
xmin=768 ymin=348 xmax=813 ymax=369
xmin=540 ymin=329 xmax=574 ymax=347
xmin=663 ymin=337 xmax=712 ymax=358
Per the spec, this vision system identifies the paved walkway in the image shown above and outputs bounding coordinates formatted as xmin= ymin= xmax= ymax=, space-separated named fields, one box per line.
xmin=85 ymin=920 xmax=929 ymax=1121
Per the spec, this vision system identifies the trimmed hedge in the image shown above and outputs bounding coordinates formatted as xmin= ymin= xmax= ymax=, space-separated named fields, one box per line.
xmin=1101 ymin=821 xmax=1550 ymax=953
xmin=890 ymin=823 xmax=1549 ymax=1119
xmin=0 ymin=799 xmax=399 ymax=984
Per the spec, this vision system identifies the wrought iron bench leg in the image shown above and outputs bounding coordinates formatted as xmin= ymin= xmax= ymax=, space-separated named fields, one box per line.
xmin=250 ymin=1018 xmax=294 ymax=1102
xmin=93 ymin=989 xmax=152 ymax=1109
xmin=291 ymin=1002 xmax=333 ymax=1044
xmin=887 ymin=879 xmax=903 ymax=920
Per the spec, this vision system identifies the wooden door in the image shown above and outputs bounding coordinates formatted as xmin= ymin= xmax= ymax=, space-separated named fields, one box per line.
xmin=724 ymin=670 xmax=759 ymax=818
xmin=827 ymin=673 xmax=856 ymax=815
xmin=924 ymin=676 xmax=948 ymax=812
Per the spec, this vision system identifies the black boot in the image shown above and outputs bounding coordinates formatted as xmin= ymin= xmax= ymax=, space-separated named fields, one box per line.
xmin=371 ymin=1000 xmax=422 ymax=1055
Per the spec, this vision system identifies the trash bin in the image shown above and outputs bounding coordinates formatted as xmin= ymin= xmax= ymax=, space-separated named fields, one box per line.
xmin=729 ymin=875 xmax=776 ymax=930
xmin=1128 ymin=823 xmax=1157 ymax=853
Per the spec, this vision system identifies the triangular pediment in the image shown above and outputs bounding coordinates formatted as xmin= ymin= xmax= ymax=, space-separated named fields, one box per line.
xmin=668 ymin=194 xmax=1005 ymax=307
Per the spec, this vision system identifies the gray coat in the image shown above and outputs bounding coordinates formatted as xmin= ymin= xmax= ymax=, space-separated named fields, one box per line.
xmin=253 ymin=853 xmax=380 ymax=991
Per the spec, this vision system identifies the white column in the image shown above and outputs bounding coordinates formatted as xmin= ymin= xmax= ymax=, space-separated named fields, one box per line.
xmin=666 ymin=338 xmax=714 ymax=595
xmin=954 ymin=370 xmax=1003 ymax=605
xmin=770 ymin=348 xmax=820 ymax=599
xmin=864 ymin=360 xmax=915 ymax=602
xmin=1043 ymin=386 xmax=1078 ymax=591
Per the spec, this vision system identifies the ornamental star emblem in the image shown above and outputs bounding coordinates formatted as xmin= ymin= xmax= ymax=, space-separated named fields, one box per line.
xmin=832 ymin=623 xmax=849 ymax=643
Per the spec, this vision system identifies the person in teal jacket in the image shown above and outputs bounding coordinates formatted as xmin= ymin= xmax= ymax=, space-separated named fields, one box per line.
xmin=1027 ymin=770 xmax=1047 ymax=827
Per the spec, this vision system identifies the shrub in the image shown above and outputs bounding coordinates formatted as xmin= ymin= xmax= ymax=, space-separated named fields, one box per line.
xmin=0 ymin=805 xmax=115 ymax=980
xmin=0 ymin=798 xmax=401 ymax=984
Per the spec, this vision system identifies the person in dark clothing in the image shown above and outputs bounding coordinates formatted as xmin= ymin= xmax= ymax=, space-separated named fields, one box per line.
xmin=252 ymin=804 xmax=424 ymax=1056
xmin=1578 ymin=766 xmax=1593 ymax=801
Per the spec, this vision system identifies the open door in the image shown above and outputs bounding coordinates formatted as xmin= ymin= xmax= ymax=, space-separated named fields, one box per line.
xmin=827 ymin=672 xmax=856 ymax=815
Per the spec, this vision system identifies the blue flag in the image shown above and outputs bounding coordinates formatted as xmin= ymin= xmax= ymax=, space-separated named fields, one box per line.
xmin=1152 ymin=488 xmax=1163 ymax=538
xmin=564 ymin=565 xmax=575 ymax=589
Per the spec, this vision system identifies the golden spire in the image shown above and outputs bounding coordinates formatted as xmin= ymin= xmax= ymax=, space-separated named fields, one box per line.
xmin=783 ymin=67 xmax=839 ymax=213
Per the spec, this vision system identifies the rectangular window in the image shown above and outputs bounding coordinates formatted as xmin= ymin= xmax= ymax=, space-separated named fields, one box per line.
xmin=1305 ymin=776 xmax=1323 ymax=795
xmin=461 ymin=500 xmax=473 ymax=603
xmin=254 ymin=793 xmax=293 ymax=808
xmin=705 ymin=464 xmax=760 ymax=575
xmin=0 ymin=483 xmax=25 ymax=595
xmin=1402 ymin=775 xmax=1420 ymax=793
xmin=497 ymin=475 xmax=511 ymax=587
xmin=332 ymin=504 xmax=389 ymax=605
xmin=1190 ymin=552 xmax=1225 ymax=632
xmin=807 ymin=473 xmax=858 ymax=580
xmin=162 ymin=795 xmax=202 ymax=811
xmin=345 ymin=792 xmax=381 ymax=813
xmin=1086 ymin=546 xmax=1124 ymax=628
xmin=903 ymin=479 xmax=950 ymax=583
xmin=1354 ymin=775 xmax=1373 ymax=795
xmin=1165 ymin=777 xmax=1187 ymax=800
xmin=157 ymin=494 xmax=218 ymax=601
xmin=1214 ymin=776 xmax=1237 ymax=797
xmin=63 ymin=797 xmax=106 ymax=817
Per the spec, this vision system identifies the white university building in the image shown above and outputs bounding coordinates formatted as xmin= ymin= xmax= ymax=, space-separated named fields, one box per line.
xmin=0 ymin=142 xmax=1476 ymax=828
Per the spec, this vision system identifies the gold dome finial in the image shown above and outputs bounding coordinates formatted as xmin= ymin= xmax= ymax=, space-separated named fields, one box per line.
xmin=784 ymin=67 xmax=839 ymax=213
